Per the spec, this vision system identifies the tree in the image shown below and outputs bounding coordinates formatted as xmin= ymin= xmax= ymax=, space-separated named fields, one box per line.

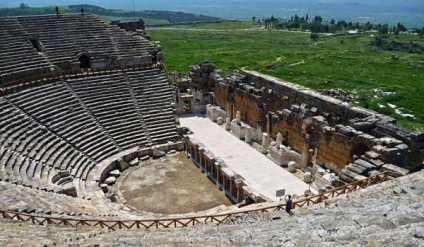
xmin=324 ymin=24 xmax=330 ymax=33
xmin=379 ymin=24 xmax=389 ymax=35
xmin=294 ymin=14 xmax=299 ymax=23
xmin=20 ymin=3 xmax=29 ymax=8
xmin=252 ymin=16 xmax=256 ymax=22
xmin=310 ymin=33 xmax=319 ymax=40
xmin=397 ymin=22 xmax=407 ymax=32
xmin=394 ymin=28 xmax=400 ymax=36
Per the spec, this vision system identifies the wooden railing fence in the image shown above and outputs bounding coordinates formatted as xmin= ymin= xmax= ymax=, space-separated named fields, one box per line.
xmin=0 ymin=171 xmax=402 ymax=230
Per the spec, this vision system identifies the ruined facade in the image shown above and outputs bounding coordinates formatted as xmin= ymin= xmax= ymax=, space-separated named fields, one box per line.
xmin=183 ymin=61 xmax=423 ymax=181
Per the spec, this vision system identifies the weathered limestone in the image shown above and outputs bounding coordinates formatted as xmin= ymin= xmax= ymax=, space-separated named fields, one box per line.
xmin=287 ymin=161 xmax=297 ymax=172
xmin=117 ymin=158 xmax=129 ymax=170
xmin=225 ymin=118 xmax=231 ymax=131
xmin=261 ymin=133 xmax=269 ymax=154
xmin=152 ymin=147 xmax=166 ymax=158
xmin=109 ymin=170 xmax=121 ymax=177
xmin=303 ymin=172 xmax=312 ymax=183
xmin=216 ymin=117 xmax=223 ymax=125
xmin=206 ymin=104 xmax=227 ymax=122
xmin=236 ymin=111 xmax=241 ymax=124
xmin=381 ymin=163 xmax=410 ymax=176
xmin=245 ymin=127 xmax=252 ymax=143
xmin=276 ymin=132 xmax=283 ymax=148
xmin=129 ymin=158 xmax=139 ymax=166
xmin=230 ymin=120 xmax=246 ymax=139
xmin=104 ymin=176 xmax=116 ymax=185
xmin=257 ymin=125 xmax=263 ymax=143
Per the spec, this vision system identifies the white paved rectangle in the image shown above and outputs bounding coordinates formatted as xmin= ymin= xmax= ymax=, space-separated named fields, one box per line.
xmin=179 ymin=114 xmax=312 ymax=202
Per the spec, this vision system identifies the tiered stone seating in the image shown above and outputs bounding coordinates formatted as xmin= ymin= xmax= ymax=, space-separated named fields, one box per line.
xmin=0 ymin=18 xmax=51 ymax=85
xmin=0 ymin=219 xmax=99 ymax=246
xmin=0 ymin=14 xmax=179 ymax=221
xmin=16 ymin=15 xmax=156 ymax=67
xmin=107 ymin=25 xmax=157 ymax=58
xmin=0 ymin=99 xmax=84 ymax=190
xmin=66 ymin=73 xmax=150 ymax=150
xmin=0 ymin=181 xmax=123 ymax=218
xmin=5 ymin=81 xmax=119 ymax=165
xmin=0 ymin=68 xmax=178 ymax=200
xmin=127 ymin=69 xmax=178 ymax=144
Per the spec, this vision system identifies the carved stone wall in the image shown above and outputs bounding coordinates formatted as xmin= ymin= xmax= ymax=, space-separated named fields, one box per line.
xmin=189 ymin=61 xmax=424 ymax=173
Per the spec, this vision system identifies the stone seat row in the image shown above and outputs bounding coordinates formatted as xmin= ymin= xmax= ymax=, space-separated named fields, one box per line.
xmin=5 ymin=83 xmax=119 ymax=163
xmin=0 ymin=67 xmax=51 ymax=86
xmin=0 ymin=101 xmax=99 ymax=191
xmin=0 ymin=48 xmax=46 ymax=62
xmin=0 ymin=181 xmax=122 ymax=218
xmin=126 ymin=71 xmax=177 ymax=144
xmin=66 ymin=76 xmax=150 ymax=150
xmin=0 ymin=146 xmax=62 ymax=192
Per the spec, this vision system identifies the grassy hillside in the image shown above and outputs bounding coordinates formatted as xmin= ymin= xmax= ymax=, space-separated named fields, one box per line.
xmin=148 ymin=22 xmax=424 ymax=130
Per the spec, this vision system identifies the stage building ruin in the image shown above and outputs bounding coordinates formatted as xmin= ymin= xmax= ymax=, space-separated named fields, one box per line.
xmin=175 ymin=61 xmax=423 ymax=186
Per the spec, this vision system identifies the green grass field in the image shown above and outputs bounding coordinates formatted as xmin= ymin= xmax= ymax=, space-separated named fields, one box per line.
xmin=147 ymin=22 xmax=424 ymax=130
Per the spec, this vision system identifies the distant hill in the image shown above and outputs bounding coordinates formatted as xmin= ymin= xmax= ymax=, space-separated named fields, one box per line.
xmin=0 ymin=4 xmax=222 ymax=25
xmin=68 ymin=5 xmax=221 ymax=24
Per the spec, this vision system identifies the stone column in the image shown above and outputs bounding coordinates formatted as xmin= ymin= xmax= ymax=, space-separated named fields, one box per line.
xmin=198 ymin=147 xmax=204 ymax=168
xmin=245 ymin=127 xmax=252 ymax=143
xmin=216 ymin=163 xmax=221 ymax=186
xmin=236 ymin=111 xmax=241 ymax=124
xmin=313 ymin=147 xmax=318 ymax=164
xmin=257 ymin=125 xmax=263 ymax=143
xmin=229 ymin=177 xmax=235 ymax=198
xmin=225 ymin=118 xmax=231 ymax=131
xmin=276 ymin=132 xmax=283 ymax=149
xmin=308 ymin=149 xmax=314 ymax=165
xmin=301 ymin=141 xmax=310 ymax=168
xmin=195 ymin=146 xmax=199 ymax=163
xmin=261 ymin=133 xmax=269 ymax=154
xmin=235 ymin=180 xmax=243 ymax=203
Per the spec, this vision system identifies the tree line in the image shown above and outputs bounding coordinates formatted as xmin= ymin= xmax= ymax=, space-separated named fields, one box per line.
xmin=257 ymin=14 xmax=424 ymax=36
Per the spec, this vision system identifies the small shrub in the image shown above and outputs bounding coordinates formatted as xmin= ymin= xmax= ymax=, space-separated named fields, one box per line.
xmin=310 ymin=33 xmax=319 ymax=41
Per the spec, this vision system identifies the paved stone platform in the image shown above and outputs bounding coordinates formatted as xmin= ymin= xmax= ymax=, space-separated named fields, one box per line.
xmin=179 ymin=114 xmax=313 ymax=201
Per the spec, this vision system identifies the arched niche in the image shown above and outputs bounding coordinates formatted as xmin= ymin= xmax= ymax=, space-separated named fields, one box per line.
xmin=79 ymin=54 xmax=91 ymax=69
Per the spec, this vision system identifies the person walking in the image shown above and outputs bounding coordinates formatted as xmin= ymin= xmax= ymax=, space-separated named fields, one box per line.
xmin=285 ymin=194 xmax=293 ymax=216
